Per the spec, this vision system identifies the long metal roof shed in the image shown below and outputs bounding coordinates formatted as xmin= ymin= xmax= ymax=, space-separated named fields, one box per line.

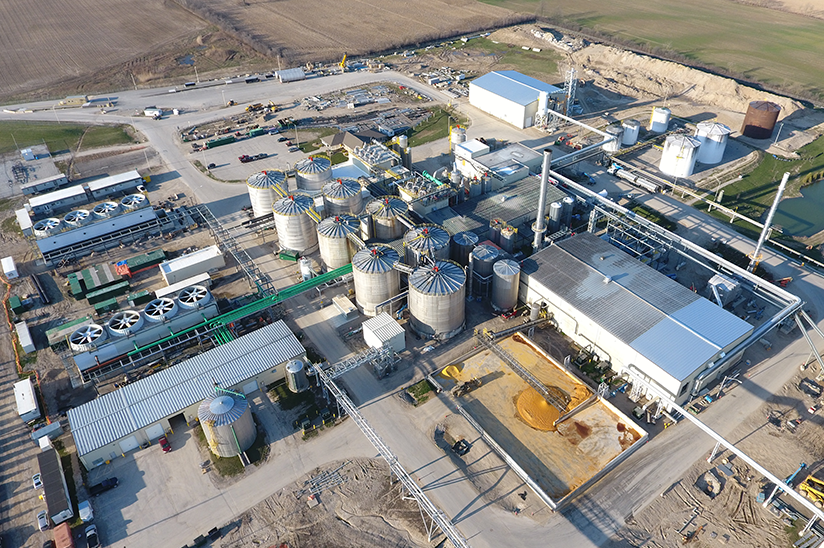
xmin=470 ymin=71 xmax=562 ymax=106
xmin=68 ymin=320 xmax=305 ymax=457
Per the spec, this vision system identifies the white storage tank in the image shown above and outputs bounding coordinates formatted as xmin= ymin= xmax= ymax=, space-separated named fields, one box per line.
xmin=602 ymin=125 xmax=623 ymax=153
xmin=561 ymin=196 xmax=575 ymax=228
xmin=295 ymin=155 xmax=332 ymax=192
xmin=272 ymin=193 xmax=319 ymax=253
xmin=450 ymin=231 xmax=478 ymax=266
xmin=322 ymin=178 xmax=363 ymax=216
xmin=197 ymin=391 xmax=257 ymax=458
xmin=450 ymin=126 xmax=466 ymax=150
xmin=403 ymin=224 xmax=451 ymax=268
xmin=660 ymin=135 xmax=701 ymax=178
xmin=408 ymin=260 xmax=466 ymax=340
xmin=491 ymin=259 xmax=520 ymax=312
xmin=352 ymin=245 xmax=401 ymax=316
xmin=317 ymin=214 xmax=359 ymax=270
xmin=548 ymin=202 xmax=563 ymax=233
xmin=621 ymin=119 xmax=641 ymax=146
xmin=286 ymin=359 xmax=310 ymax=393
xmin=246 ymin=170 xmax=286 ymax=219
xmin=694 ymin=121 xmax=731 ymax=165
xmin=365 ymin=196 xmax=409 ymax=240
xmin=648 ymin=107 xmax=671 ymax=134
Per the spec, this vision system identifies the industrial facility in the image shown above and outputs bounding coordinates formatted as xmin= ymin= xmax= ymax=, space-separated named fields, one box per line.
xmin=469 ymin=71 xmax=564 ymax=129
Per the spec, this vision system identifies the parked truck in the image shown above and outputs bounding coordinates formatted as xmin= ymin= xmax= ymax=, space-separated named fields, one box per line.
xmin=54 ymin=522 xmax=76 ymax=548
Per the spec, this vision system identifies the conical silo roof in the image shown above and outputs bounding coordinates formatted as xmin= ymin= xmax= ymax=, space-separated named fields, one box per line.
xmin=197 ymin=394 xmax=248 ymax=426
xmin=323 ymin=178 xmax=361 ymax=198
xmin=247 ymin=170 xmax=285 ymax=189
xmin=317 ymin=214 xmax=359 ymax=238
xmin=273 ymin=193 xmax=314 ymax=215
xmin=352 ymin=245 xmax=400 ymax=273
xmin=366 ymin=196 xmax=408 ymax=219
xmin=404 ymin=224 xmax=450 ymax=254
xmin=409 ymin=261 xmax=466 ymax=295
xmin=296 ymin=156 xmax=331 ymax=174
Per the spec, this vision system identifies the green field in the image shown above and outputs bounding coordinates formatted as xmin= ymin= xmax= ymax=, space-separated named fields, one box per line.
xmin=0 ymin=121 xmax=133 ymax=155
xmin=479 ymin=0 xmax=824 ymax=100
xmin=408 ymin=107 xmax=469 ymax=147
xmin=454 ymin=37 xmax=561 ymax=81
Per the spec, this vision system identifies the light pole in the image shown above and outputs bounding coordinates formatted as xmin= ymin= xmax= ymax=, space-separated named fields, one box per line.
xmin=194 ymin=63 xmax=200 ymax=84
xmin=52 ymin=104 xmax=60 ymax=124
xmin=221 ymin=89 xmax=226 ymax=107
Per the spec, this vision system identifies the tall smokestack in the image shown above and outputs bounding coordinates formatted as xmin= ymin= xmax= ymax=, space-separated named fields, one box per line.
xmin=532 ymin=149 xmax=553 ymax=251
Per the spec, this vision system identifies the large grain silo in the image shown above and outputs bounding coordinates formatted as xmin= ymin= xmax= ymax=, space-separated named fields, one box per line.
xmin=272 ymin=194 xmax=319 ymax=253
xmin=317 ymin=214 xmax=359 ymax=269
xmin=741 ymin=101 xmax=780 ymax=139
xmin=491 ymin=259 xmax=520 ymax=312
xmin=352 ymin=245 xmax=401 ymax=316
xmin=648 ymin=107 xmax=671 ymax=133
xmin=451 ymin=231 xmax=478 ymax=266
xmin=403 ymin=224 xmax=450 ymax=268
xmin=295 ymin=156 xmax=332 ymax=192
xmin=408 ymin=260 xmax=466 ymax=340
xmin=197 ymin=391 xmax=256 ymax=458
xmin=602 ymin=125 xmax=623 ymax=153
xmin=659 ymin=135 xmax=701 ymax=178
xmin=694 ymin=122 xmax=731 ymax=165
xmin=322 ymin=178 xmax=363 ymax=216
xmin=365 ymin=196 xmax=409 ymax=240
xmin=246 ymin=170 xmax=286 ymax=219
xmin=621 ymin=120 xmax=641 ymax=146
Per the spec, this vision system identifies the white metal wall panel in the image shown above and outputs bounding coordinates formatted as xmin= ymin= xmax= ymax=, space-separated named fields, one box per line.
xmin=119 ymin=435 xmax=139 ymax=453
xmin=469 ymin=85 xmax=527 ymax=129
xmin=242 ymin=380 xmax=258 ymax=394
xmin=144 ymin=423 xmax=164 ymax=440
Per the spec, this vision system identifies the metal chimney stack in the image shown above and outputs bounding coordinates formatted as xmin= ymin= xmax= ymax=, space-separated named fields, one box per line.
xmin=532 ymin=149 xmax=553 ymax=251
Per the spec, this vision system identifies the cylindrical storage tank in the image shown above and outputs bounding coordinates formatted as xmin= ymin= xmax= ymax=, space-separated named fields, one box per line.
xmin=489 ymin=218 xmax=503 ymax=246
xmin=365 ymin=196 xmax=408 ymax=241
xmin=322 ymin=178 xmax=363 ymax=216
xmin=408 ymin=261 xmax=466 ymax=340
xmin=648 ymin=107 xmax=671 ymax=133
xmin=398 ymin=134 xmax=409 ymax=149
xmin=602 ymin=125 xmax=623 ymax=153
xmin=285 ymin=359 xmax=310 ymax=393
xmin=741 ymin=101 xmax=780 ymax=139
xmin=246 ymin=170 xmax=286 ymax=219
xmin=451 ymin=126 xmax=466 ymax=150
xmin=451 ymin=231 xmax=478 ymax=266
xmin=500 ymin=226 xmax=517 ymax=253
xmin=294 ymin=155 xmax=332 ymax=192
xmin=468 ymin=179 xmax=481 ymax=198
xmin=352 ymin=245 xmax=401 ymax=316
xmin=317 ymin=214 xmax=359 ymax=269
xmin=548 ymin=202 xmax=563 ymax=234
xmin=660 ymin=135 xmax=701 ymax=178
xmin=621 ymin=119 xmax=641 ymax=146
xmin=491 ymin=259 xmax=520 ymax=312
xmin=694 ymin=121 xmax=731 ymax=164
xmin=561 ymin=196 xmax=575 ymax=227
xmin=470 ymin=244 xmax=499 ymax=295
xmin=403 ymin=224 xmax=450 ymax=268
xmin=272 ymin=194 xmax=319 ymax=253
xmin=197 ymin=393 xmax=256 ymax=458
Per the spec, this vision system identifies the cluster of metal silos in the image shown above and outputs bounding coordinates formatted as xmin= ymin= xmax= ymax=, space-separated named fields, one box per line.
xmin=272 ymin=194 xmax=318 ymax=253
xmin=317 ymin=214 xmax=359 ymax=269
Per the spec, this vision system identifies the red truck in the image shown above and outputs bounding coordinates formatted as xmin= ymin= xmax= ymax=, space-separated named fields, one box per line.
xmin=54 ymin=522 xmax=76 ymax=548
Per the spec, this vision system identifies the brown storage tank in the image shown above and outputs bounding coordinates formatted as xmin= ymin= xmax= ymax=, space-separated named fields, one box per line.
xmin=741 ymin=101 xmax=780 ymax=139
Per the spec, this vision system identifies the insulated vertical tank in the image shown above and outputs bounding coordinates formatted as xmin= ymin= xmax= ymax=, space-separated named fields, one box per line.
xmin=451 ymin=126 xmax=466 ymax=151
xmin=648 ymin=107 xmax=671 ymax=133
xmin=272 ymin=193 xmax=319 ymax=253
xmin=470 ymin=244 xmax=499 ymax=295
xmin=561 ymin=196 xmax=575 ymax=227
xmin=408 ymin=260 xmax=466 ymax=340
xmin=500 ymin=226 xmax=517 ymax=253
xmin=694 ymin=122 xmax=731 ymax=165
xmin=548 ymin=202 xmax=563 ymax=233
xmin=741 ymin=101 xmax=780 ymax=139
xmin=246 ymin=171 xmax=286 ymax=219
xmin=489 ymin=218 xmax=504 ymax=246
xmin=322 ymin=178 xmax=363 ymax=216
xmin=602 ymin=125 xmax=623 ymax=153
xmin=491 ymin=259 xmax=520 ymax=312
xmin=621 ymin=119 xmax=641 ymax=146
xmin=403 ymin=224 xmax=451 ymax=267
xmin=451 ymin=231 xmax=478 ymax=266
xmin=365 ymin=196 xmax=408 ymax=240
xmin=660 ymin=135 xmax=701 ymax=178
xmin=197 ymin=392 xmax=256 ymax=458
xmin=352 ymin=245 xmax=401 ymax=316
xmin=286 ymin=359 xmax=309 ymax=393
xmin=295 ymin=155 xmax=332 ymax=192
xmin=317 ymin=214 xmax=359 ymax=269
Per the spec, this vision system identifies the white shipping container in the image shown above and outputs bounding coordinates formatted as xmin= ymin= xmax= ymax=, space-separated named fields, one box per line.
xmin=159 ymin=246 xmax=225 ymax=286
xmin=2 ymin=256 xmax=18 ymax=279
xmin=15 ymin=321 xmax=35 ymax=353
xmin=14 ymin=376 xmax=41 ymax=422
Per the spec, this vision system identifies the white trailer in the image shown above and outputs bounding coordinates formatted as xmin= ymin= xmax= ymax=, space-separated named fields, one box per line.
xmin=14 ymin=377 xmax=41 ymax=422
xmin=159 ymin=246 xmax=225 ymax=286
xmin=2 ymin=256 xmax=19 ymax=279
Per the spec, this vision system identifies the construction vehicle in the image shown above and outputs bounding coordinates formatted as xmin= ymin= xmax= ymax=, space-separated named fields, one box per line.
xmin=799 ymin=475 xmax=824 ymax=508
xmin=267 ymin=100 xmax=278 ymax=113
xmin=226 ymin=100 xmax=236 ymax=106
xmin=245 ymin=103 xmax=264 ymax=112
xmin=339 ymin=52 xmax=347 ymax=73
xmin=450 ymin=377 xmax=481 ymax=398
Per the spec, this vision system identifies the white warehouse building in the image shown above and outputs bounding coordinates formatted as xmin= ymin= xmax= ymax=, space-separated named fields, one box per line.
xmin=469 ymin=71 xmax=563 ymax=129
xmin=520 ymin=232 xmax=753 ymax=406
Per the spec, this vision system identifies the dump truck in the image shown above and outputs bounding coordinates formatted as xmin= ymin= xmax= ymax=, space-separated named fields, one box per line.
xmin=799 ymin=475 xmax=824 ymax=508
xmin=246 ymin=103 xmax=264 ymax=112
xmin=451 ymin=377 xmax=481 ymax=398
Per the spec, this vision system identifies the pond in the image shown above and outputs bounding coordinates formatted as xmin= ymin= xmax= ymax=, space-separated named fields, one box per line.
xmin=773 ymin=179 xmax=824 ymax=237
xmin=178 ymin=54 xmax=194 ymax=66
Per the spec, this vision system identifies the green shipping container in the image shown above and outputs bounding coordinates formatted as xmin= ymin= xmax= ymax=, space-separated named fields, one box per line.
xmin=86 ymin=280 xmax=130 ymax=304
xmin=127 ymin=290 xmax=153 ymax=306
xmin=126 ymin=249 xmax=166 ymax=270
xmin=278 ymin=249 xmax=300 ymax=262
xmin=249 ymin=128 xmax=267 ymax=137
xmin=9 ymin=295 xmax=26 ymax=315
xmin=68 ymin=274 xmax=85 ymax=299
xmin=206 ymin=135 xmax=236 ymax=149
xmin=93 ymin=297 xmax=119 ymax=314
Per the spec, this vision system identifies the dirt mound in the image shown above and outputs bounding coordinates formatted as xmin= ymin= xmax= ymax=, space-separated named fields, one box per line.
xmin=516 ymin=388 xmax=560 ymax=431
xmin=572 ymin=44 xmax=803 ymax=115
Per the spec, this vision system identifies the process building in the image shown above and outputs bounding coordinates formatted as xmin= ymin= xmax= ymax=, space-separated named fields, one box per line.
xmin=469 ymin=71 xmax=563 ymax=129
xmin=68 ymin=320 xmax=305 ymax=470
xmin=520 ymin=232 xmax=754 ymax=405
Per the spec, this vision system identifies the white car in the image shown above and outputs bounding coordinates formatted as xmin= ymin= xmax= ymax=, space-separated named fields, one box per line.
xmin=32 ymin=473 xmax=43 ymax=489
xmin=78 ymin=500 xmax=93 ymax=523
xmin=36 ymin=510 xmax=49 ymax=531
xmin=85 ymin=524 xmax=100 ymax=548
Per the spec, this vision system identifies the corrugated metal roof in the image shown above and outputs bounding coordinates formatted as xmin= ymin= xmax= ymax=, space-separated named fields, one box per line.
xmin=522 ymin=232 xmax=753 ymax=382
xmin=36 ymin=209 xmax=158 ymax=254
xmin=352 ymin=245 xmax=399 ymax=273
xmin=29 ymin=185 xmax=85 ymax=208
xmin=363 ymin=312 xmax=404 ymax=342
xmin=68 ymin=321 xmax=304 ymax=456
xmin=246 ymin=170 xmax=285 ymax=189
xmin=470 ymin=71 xmax=562 ymax=106
xmin=160 ymin=246 xmax=222 ymax=273
xmin=410 ymin=261 xmax=466 ymax=295
xmin=366 ymin=196 xmax=408 ymax=218
xmin=323 ymin=178 xmax=360 ymax=198
xmin=197 ymin=394 xmax=248 ymax=425
xmin=87 ymin=170 xmax=142 ymax=192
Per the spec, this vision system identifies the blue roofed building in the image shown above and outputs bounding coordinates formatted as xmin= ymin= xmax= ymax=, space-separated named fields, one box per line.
xmin=469 ymin=71 xmax=563 ymax=129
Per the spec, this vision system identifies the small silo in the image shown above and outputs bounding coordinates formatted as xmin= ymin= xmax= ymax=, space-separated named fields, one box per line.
xmin=246 ymin=171 xmax=286 ymax=219
xmin=409 ymin=261 xmax=466 ymax=340
xmin=694 ymin=122 xmax=731 ymax=165
xmin=500 ymin=226 xmax=517 ymax=253
xmin=602 ymin=125 xmax=623 ymax=153
xmin=741 ymin=101 xmax=780 ymax=139
xmin=295 ymin=155 xmax=333 ymax=192
xmin=491 ymin=259 xmax=520 ymax=312
xmin=621 ymin=120 xmax=641 ymax=146
xmin=285 ymin=359 xmax=310 ymax=393
xmin=561 ymin=196 xmax=575 ymax=227
xmin=451 ymin=126 xmax=467 ymax=150
xmin=403 ymin=224 xmax=451 ymax=267
xmin=469 ymin=244 xmax=499 ymax=295
xmin=352 ymin=245 xmax=401 ymax=316
xmin=648 ymin=107 xmax=671 ymax=133
xmin=489 ymin=218 xmax=504 ymax=246
xmin=322 ymin=178 xmax=363 ymax=216
xmin=317 ymin=214 xmax=359 ymax=269
xmin=548 ymin=202 xmax=563 ymax=233
xmin=365 ymin=196 xmax=409 ymax=241
xmin=451 ymin=231 xmax=478 ymax=266
xmin=197 ymin=391 xmax=256 ymax=458
xmin=660 ymin=135 xmax=701 ymax=178
xmin=272 ymin=193 xmax=319 ymax=253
